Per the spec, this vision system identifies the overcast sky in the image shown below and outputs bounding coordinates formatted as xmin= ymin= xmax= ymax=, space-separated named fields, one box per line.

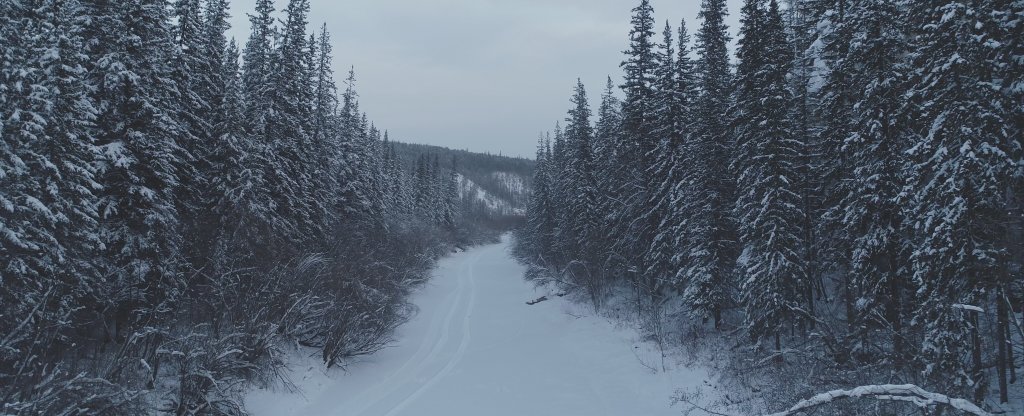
xmin=226 ymin=0 xmax=743 ymax=158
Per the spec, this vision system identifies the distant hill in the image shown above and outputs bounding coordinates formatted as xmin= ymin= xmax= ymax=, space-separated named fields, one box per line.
xmin=393 ymin=142 xmax=534 ymax=216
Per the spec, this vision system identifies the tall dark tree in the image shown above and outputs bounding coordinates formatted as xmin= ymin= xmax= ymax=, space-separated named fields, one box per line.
xmin=682 ymin=0 xmax=735 ymax=329
xmin=656 ymin=19 xmax=699 ymax=296
xmin=814 ymin=0 xmax=857 ymax=328
xmin=208 ymin=40 xmax=275 ymax=267
xmin=527 ymin=134 xmax=557 ymax=261
xmin=641 ymin=20 xmax=692 ymax=306
xmin=903 ymin=0 xmax=1019 ymax=399
xmin=86 ymin=0 xmax=185 ymax=336
xmin=0 ymin=1 xmax=102 ymax=395
xmin=172 ymin=0 xmax=216 ymax=267
xmin=591 ymin=76 xmax=622 ymax=275
xmin=562 ymin=80 xmax=600 ymax=301
xmin=838 ymin=0 xmax=912 ymax=369
xmin=733 ymin=0 xmax=806 ymax=345
xmin=619 ymin=0 xmax=659 ymax=169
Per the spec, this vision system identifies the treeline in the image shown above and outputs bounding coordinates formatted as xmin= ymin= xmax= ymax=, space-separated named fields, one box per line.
xmin=395 ymin=141 xmax=533 ymax=230
xmin=1 ymin=0 xmax=471 ymax=414
xmin=394 ymin=141 xmax=534 ymax=210
xmin=517 ymin=0 xmax=1022 ymax=411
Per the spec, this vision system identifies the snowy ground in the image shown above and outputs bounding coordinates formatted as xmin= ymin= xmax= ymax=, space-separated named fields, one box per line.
xmin=244 ymin=236 xmax=710 ymax=415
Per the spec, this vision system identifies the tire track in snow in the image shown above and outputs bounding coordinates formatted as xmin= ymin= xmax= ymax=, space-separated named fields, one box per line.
xmin=347 ymin=253 xmax=472 ymax=415
xmin=380 ymin=248 xmax=481 ymax=416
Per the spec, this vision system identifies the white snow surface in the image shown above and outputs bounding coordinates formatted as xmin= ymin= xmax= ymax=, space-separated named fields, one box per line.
xmin=244 ymin=236 xmax=709 ymax=416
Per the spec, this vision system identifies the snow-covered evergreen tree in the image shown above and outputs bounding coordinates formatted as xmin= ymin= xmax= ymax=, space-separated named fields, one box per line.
xmin=813 ymin=0 xmax=858 ymax=326
xmin=682 ymin=0 xmax=735 ymax=328
xmin=172 ymin=0 xmax=217 ymax=266
xmin=649 ymin=19 xmax=699 ymax=297
xmin=612 ymin=0 xmax=659 ymax=268
xmin=592 ymin=76 xmax=623 ymax=272
xmin=639 ymin=20 xmax=692 ymax=305
xmin=733 ymin=0 xmax=806 ymax=343
xmin=208 ymin=40 xmax=276 ymax=266
xmin=838 ymin=0 xmax=912 ymax=366
xmin=86 ymin=0 xmax=185 ymax=327
xmin=561 ymin=80 xmax=600 ymax=293
xmin=527 ymin=134 xmax=557 ymax=260
xmin=903 ymin=0 xmax=1019 ymax=397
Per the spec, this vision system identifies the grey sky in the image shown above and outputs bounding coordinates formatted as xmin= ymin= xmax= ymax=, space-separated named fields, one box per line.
xmin=226 ymin=0 xmax=743 ymax=158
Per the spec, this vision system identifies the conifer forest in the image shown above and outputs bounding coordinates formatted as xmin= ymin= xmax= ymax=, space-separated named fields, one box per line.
xmin=2 ymin=0 xmax=1023 ymax=415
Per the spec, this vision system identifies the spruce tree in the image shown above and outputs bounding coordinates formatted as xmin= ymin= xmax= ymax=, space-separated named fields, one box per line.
xmin=208 ymin=40 xmax=275 ymax=266
xmin=592 ymin=76 xmax=622 ymax=272
xmin=903 ymin=0 xmax=1018 ymax=398
xmin=172 ymin=0 xmax=215 ymax=266
xmin=682 ymin=0 xmax=735 ymax=329
xmin=653 ymin=19 xmax=699 ymax=296
xmin=814 ymin=0 xmax=857 ymax=326
xmin=527 ymin=134 xmax=557 ymax=261
xmin=242 ymin=0 xmax=274 ymax=129
xmin=336 ymin=69 xmax=371 ymax=220
xmin=85 ymin=0 xmax=185 ymax=335
xmin=733 ymin=0 xmax=806 ymax=344
xmin=641 ymin=21 xmax=685 ymax=301
xmin=620 ymin=0 xmax=658 ymax=170
xmin=838 ymin=0 xmax=912 ymax=367
xmin=563 ymin=80 xmax=599 ymax=289
xmin=268 ymin=0 xmax=313 ymax=244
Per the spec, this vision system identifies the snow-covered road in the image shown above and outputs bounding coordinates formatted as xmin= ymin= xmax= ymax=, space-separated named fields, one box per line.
xmin=245 ymin=236 xmax=709 ymax=415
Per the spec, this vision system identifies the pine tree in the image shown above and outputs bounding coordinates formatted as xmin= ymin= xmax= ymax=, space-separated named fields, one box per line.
xmin=307 ymin=25 xmax=340 ymax=235
xmin=650 ymin=19 xmax=699 ymax=297
xmin=240 ymin=0 xmax=298 ymax=254
xmin=172 ymin=0 xmax=216 ymax=266
xmin=592 ymin=76 xmax=622 ymax=271
xmin=640 ymin=21 xmax=684 ymax=303
xmin=611 ymin=0 xmax=659 ymax=265
xmin=785 ymin=0 xmax=827 ymax=329
xmin=838 ymin=0 xmax=912 ymax=367
xmin=85 ymin=0 xmax=185 ymax=335
xmin=814 ymin=0 xmax=857 ymax=327
xmin=562 ymin=80 xmax=599 ymax=288
xmin=548 ymin=122 xmax=570 ymax=265
xmin=903 ymin=0 xmax=1018 ymax=398
xmin=733 ymin=0 xmax=806 ymax=343
xmin=0 ymin=0 xmax=106 ymax=396
xmin=527 ymin=134 xmax=557 ymax=261
xmin=682 ymin=0 xmax=735 ymax=328
xmin=620 ymin=0 xmax=658 ymax=171
xmin=208 ymin=40 xmax=275 ymax=266
xmin=242 ymin=0 xmax=274 ymax=129
xmin=336 ymin=69 xmax=372 ymax=220
xmin=268 ymin=0 xmax=313 ymax=244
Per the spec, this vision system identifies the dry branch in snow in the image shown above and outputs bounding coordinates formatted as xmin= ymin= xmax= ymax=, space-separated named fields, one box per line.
xmin=763 ymin=384 xmax=991 ymax=416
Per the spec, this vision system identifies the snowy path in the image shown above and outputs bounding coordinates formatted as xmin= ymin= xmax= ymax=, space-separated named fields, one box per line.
xmin=244 ymin=236 xmax=709 ymax=415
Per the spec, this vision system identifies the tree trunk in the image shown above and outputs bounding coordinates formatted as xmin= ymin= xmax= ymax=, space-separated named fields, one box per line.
xmin=775 ymin=331 xmax=783 ymax=365
xmin=970 ymin=309 xmax=985 ymax=404
xmin=996 ymin=286 xmax=1009 ymax=403
xmin=805 ymin=280 xmax=815 ymax=332
xmin=843 ymin=272 xmax=855 ymax=332
xmin=887 ymin=259 xmax=903 ymax=370
xmin=1007 ymin=309 xmax=1016 ymax=384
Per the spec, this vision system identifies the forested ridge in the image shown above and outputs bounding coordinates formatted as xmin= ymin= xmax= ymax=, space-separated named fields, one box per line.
xmin=0 ymin=0 xmax=523 ymax=414
xmin=517 ymin=0 xmax=1023 ymax=413
xmin=393 ymin=141 xmax=534 ymax=220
